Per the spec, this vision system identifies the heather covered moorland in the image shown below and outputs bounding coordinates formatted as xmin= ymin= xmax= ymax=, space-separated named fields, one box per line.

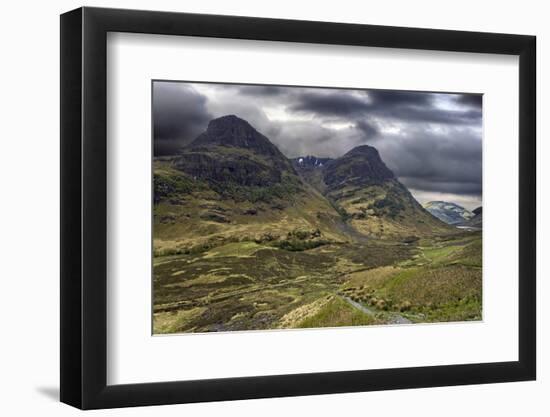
xmin=153 ymin=112 xmax=482 ymax=333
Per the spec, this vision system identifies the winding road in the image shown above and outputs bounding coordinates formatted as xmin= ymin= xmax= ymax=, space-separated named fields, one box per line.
xmin=339 ymin=295 xmax=412 ymax=325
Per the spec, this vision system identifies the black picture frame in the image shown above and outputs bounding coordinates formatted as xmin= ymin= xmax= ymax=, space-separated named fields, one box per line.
xmin=60 ymin=6 xmax=536 ymax=410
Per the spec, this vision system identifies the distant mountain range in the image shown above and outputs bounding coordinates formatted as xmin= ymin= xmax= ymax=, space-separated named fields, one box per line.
xmin=423 ymin=201 xmax=476 ymax=226
xmin=154 ymin=115 xmax=453 ymax=252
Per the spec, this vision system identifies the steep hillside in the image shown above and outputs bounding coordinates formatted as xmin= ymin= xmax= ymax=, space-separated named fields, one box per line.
xmin=153 ymin=116 xmax=348 ymax=255
xmin=291 ymin=146 xmax=451 ymax=239
xmin=323 ymin=146 xmax=452 ymax=239
xmin=291 ymin=156 xmax=333 ymax=194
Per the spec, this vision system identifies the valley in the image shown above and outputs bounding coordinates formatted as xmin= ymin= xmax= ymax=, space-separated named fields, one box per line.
xmin=153 ymin=115 xmax=482 ymax=333
xmin=153 ymin=232 xmax=482 ymax=332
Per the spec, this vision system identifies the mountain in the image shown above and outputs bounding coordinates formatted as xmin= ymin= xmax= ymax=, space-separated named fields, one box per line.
xmin=423 ymin=201 xmax=473 ymax=225
xmin=153 ymin=116 xmax=454 ymax=255
xmin=319 ymin=146 xmax=452 ymax=238
xmin=292 ymin=145 xmax=452 ymax=238
xmin=323 ymin=145 xmax=395 ymax=189
xmin=174 ymin=115 xmax=298 ymax=188
xmin=153 ymin=116 xmax=347 ymax=253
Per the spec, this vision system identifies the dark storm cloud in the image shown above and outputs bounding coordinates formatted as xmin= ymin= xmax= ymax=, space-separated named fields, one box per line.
xmin=368 ymin=90 xmax=482 ymax=124
xmin=289 ymin=89 xmax=481 ymax=125
xmin=454 ymin=93 xmax=483 ymax=108
xmin=152 ymin=81 xmax=482 ymax=203
xmin=378 ymin=106 xmax=481 ymax=125
xmin=376 ymin=125 xmax=482 ymax=196
xmin=290 ymin=92 xmax=371 ymax=116
xmin=354 ymin=119 xmax=380 ymax=139
xmin=400 ymin=178 xmax=482 ymax=196
xmin=152 ymin=82 xmax=213 ymax=156
xmin=367 ymin=89 xmax=433 ymax=106
xmin=236 ymin=85 xmax=287 ymax=97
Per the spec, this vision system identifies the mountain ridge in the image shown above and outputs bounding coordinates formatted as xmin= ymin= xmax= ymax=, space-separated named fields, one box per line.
xmin=155 ymin=115 xmax=454 ymax=247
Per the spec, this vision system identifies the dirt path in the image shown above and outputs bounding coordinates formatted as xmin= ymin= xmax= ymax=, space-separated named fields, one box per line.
xmin=339 ymin=295 xmax=375 ymax=316
xmin=339 ymin=295 xmax=412 ymax=325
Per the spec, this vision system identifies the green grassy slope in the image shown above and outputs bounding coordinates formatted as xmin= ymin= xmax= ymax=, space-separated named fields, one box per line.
xmin=153 ymin=226 xmax=481 ymax=333
xmin=327 ymin=180 xmax=453 ymax=239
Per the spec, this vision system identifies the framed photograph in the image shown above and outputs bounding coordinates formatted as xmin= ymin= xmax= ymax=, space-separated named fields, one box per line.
xmin=60 ymin=7 xmax=536 ymax=409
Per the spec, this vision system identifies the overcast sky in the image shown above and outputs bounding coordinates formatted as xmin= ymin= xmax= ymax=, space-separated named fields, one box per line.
xmin=153 ymin=81 xmax=482 ymax=210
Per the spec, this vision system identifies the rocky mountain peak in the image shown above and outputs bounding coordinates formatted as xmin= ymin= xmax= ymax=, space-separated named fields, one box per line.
xmin=206 ymin=114 xmax=255 ymax=136
xmin=175 ymin=115 xmax=297 ymax=188
xmin=189 ymin=115 xmax=278 ymax=157
xmin=323 ymin=144 xmax=395 ymax=190
xmin=344 ymin=144 xmax=380 ymax=157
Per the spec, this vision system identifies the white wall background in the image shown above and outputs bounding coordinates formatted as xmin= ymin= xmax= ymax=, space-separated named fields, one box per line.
xmin=0 ymin=0 xmax=545 ymax=415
